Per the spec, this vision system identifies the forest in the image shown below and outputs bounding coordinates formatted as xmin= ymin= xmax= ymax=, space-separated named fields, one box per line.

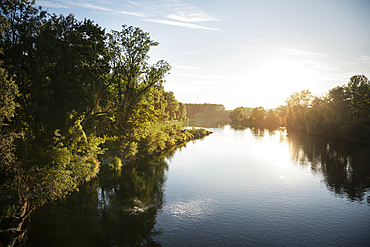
xmin=185 ymin=103 xmax=230 ymax=127
xmin=229 ymin=75 xmax=370 ymax=142
xmin=0 ymin=1 xmax=210 ymax=245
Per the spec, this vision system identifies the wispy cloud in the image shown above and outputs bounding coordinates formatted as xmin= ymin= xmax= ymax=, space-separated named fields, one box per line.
xmin=166 ymin=13 xmax=217 ymax=22
xmin=261 ymin=46 xmax=328 ymax=57
xmin=125 ymin=0 xmax=140 ymax=6
xmin=114 ymin=10 xmax=144 ymax=17
xmin=37 ymin=0 xmax=220 ymax=31
xmin=164 ymin=3 xmax=219 ymax=23
xmin=145 ymin=0 xmax=220 ymax=31
xmin=37 ymin=0 xmax=144 ymax=17
xmin=36 ymin=0 xmax=70 ymax=9
xmin=356 ymin=55 xmax=370 ymax=64
xmin=72 ymin=2 xmax=111 ymax=12
xmin=144 ymin=19 xmax=219 ymax=31
xmin=183 ymin=50 xmax=222 ymax=55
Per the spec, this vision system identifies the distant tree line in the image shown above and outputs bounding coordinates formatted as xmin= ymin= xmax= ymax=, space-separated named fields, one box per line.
xmin=185 ymin=103 xmax=230 ymax=127
xmin=230 ymin=75 xmax=370 ymax=142
xmin=0 ymin=1 xmax=209 ymax=245
xmin=229 ymin=106 xmax=280 ymax=128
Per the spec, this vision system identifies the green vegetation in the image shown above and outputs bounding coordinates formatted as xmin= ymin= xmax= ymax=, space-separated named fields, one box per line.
xmin=282 ymin=75 xmax=370 ymax=141
xmin=230 ymin=75 xmax=370 ymax=142
xmin=185 ymin=103 xmax=230 ymax=127
xmin=0 ymin=1 xmax=210 ymax=245
xmin=229 ymin=106 xmax=280 ymax=128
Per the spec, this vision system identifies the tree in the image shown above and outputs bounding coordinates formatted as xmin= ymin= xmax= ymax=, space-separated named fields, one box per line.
xmin=347 ymin=75 xmax=370 ymax=122
xmin=105 ymin=25 xmax=170 ymax=141
xmin=285 ymin=89 xmax=314 ymax=131
xmin=250 ymin=106 xmax=265 ymax=123
xmin=265 ymin=109 xmax=280 ymax=127
xmin=229 ymin=107 xmax=247 ymax=123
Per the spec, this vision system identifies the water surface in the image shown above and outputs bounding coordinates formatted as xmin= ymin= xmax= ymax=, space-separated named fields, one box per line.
xmin=26 ymin=126 xmax=370 ymax=246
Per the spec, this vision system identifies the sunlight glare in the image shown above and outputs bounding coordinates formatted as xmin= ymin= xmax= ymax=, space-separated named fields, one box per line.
xmin=246 ymin=58 xmax=324 ymax=108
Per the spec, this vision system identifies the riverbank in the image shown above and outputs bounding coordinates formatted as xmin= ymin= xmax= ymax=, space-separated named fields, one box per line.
xmin=0 ymin=126 xmax=212 ymax=246
xmin=18 ymin=126 xmax=370 ymax=246
xmin=100 ymin=127 xmax=212 ymax=173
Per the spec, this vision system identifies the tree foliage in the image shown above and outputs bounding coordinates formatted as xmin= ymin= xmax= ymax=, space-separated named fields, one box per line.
xmin=229 ymin=77 xmax=369 ymax=137
xmin=280 ymin=75 xmax=370 ymax=141
xmin=0 ymin=1 xmax=209 ymax=245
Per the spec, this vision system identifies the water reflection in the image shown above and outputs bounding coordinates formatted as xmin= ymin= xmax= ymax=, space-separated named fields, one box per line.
xmin=286 ymin=131 xmax=370 ymax=203
xmin=25 ymin=149 xmax=177 ymax=247
xmin=23 ymin=127 xmax=370 ymax=246
xmin=229 ymin=126 xmax=370 ymax=204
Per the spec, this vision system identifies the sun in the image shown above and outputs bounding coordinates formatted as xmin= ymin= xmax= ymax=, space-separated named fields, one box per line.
xmin=245 ymin=58 xmax=323 ymax=109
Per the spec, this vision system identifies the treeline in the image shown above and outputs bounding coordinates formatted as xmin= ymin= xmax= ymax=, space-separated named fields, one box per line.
xmin=185 ymin=103 xmax=230 ymax=127
xmin=229 ymin=106 xmax=280 ymax=128
xmin=230 ymin=75 xmax=370 ymax=142
xmin=0 ymin=1 xmax=209 ymax=245
xmin=282 ymin=75 xmax=370 ymax=141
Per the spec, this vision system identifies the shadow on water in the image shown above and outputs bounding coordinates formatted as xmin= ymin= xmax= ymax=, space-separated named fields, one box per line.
xmin=22 ymin=127 xmax=370 ymax=246
xmin=230 ymin=125 xmax=370 ymax=204
xmin=24 ymin=147 xmax=182 ymax=247
xmin=286 ymin=131 xmax=370 ymax=204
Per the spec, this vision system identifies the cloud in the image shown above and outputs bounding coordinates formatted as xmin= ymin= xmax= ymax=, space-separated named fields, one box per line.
xmin=37 ymin=0 xmax=144 ymax=17
xmin=357 ymin=56 xmax=370 ymax=63
xmin=36 ymin=0 xmax=70 ymax=8
xmin=144 ymin=0 xmax=220 ymax=31
xmin=72 ymin=1 xmax=144 ymax=17
xmin=40 ymin=1 xmax=220 ymax=31
xmin=164 ymin=4 xmax=219 ymax=23
xmin=115 ymin=10 xmax=144 ymax=17
xmin=263 ymin=46 xmax=328 ymax=57
xmin=72 ymin=2 xmax=111 ymax=11
xmin=183 ymin=50 xmax=222 ymax=55
xmin=125 ymin=0 xmax=140 ymax=6
xmin=144 ymin=19 xmax=219 ymax=31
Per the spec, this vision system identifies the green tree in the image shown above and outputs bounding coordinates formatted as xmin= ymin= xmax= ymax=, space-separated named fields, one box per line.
xmin=347 ymin=75 xmax=370 ymax=122
xmin=285 ymin=89 xmax=314 ymax=131
xmin=105 ymin=25 xmax=170 ymax=142
xmin=250 ymin=106 xmax=266 ymax=123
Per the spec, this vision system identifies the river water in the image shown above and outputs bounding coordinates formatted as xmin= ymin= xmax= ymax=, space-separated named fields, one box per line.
xmin=25 ymin=126 xmax=370 ymax=246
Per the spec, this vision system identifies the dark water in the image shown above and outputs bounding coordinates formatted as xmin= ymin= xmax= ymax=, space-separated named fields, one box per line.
xmin=25 ymin=126 xmax=370 ymax=246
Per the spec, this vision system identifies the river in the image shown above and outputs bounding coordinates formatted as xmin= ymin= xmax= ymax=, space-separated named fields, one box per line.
xmin=25 ymin=125 xmax=370 ymax=246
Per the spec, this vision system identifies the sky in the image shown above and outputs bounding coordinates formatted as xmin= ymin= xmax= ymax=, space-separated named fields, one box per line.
xmin=35 ymin=0 xmax=370 ymax=110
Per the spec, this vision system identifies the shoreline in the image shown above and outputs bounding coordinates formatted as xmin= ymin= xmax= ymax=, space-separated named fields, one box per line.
xmin=99 ymin=127 xmax=212 ymax=175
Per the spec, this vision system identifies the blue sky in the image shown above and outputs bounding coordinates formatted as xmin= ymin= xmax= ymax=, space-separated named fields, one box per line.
xmin=36 ymin=0 xmax=370 ymax=110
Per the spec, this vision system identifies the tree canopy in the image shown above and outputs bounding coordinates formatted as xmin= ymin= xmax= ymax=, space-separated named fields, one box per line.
xmin=0 ymin=1 xmax=207 ymax=245
xmin=229 ymin=75 xmax=370 ymax=141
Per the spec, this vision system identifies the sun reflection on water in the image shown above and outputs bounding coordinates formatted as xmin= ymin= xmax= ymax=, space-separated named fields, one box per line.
xmin=163 ymin=197 xmax=216 ymax=220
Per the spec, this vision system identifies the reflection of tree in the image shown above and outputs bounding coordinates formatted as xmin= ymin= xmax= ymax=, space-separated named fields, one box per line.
xmin=24 ymin=180 xmax=103 ymax=246
xmin=230 ymin=126 xmax=280 ymax=140
xmin=287 ymin=131 xmax=370 ymax=203
xmin=25 ymin=152 xmax=172 ymax=246
xmin=250 ymin=127 xmax=266 ymax=138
